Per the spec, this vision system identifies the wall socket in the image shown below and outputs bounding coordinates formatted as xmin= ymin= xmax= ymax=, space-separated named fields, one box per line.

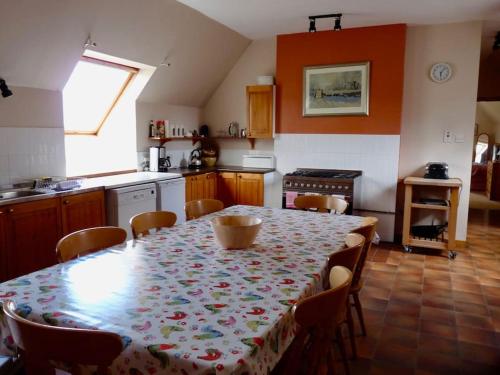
xmin=443 ymin=130 xmax=453 ymax=143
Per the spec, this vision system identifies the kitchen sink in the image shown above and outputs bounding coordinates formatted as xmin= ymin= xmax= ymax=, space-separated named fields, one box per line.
xmin=0 ymin=190 xmax=46 ymax=200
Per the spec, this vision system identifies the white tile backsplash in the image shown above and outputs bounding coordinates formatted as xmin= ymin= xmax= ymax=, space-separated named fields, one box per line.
xmin=0 ymin=127 xmax=66 ymax=185
xmin=273 ymin=134 xmax=400 ymax=241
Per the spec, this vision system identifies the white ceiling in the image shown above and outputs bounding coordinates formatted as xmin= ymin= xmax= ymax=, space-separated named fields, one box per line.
xmin=177 ymin=0 xmax=500 ymax=39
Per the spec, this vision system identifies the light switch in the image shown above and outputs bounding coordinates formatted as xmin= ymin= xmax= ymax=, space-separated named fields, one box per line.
xmin=454 ymin=132 xmax=465 ymax=143
xmin=443 ymin=130 xmax=453 ymax=143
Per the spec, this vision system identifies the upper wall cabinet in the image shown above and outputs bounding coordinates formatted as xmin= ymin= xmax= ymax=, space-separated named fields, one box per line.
xmin=246 ymin=85 xmax=275 ymax=139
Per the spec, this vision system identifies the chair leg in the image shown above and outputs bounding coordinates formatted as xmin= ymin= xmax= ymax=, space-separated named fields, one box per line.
xmin=346 ymin=305 xmax=357 ymax=359
xmin=336 ymin=327 xmax=350 ymax=375
xmin=352 ymin=292 xmax=367 ymax=337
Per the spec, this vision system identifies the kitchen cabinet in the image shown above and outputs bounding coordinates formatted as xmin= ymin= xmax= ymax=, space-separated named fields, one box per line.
xmin=218 ymin=172 xmax=238 ymax=207
xmin=1 ymin=198 xmax=61 ymax=281
xmin=0 ymin=189 xmax=107 ymax=281
xmin=185 ymin=173 xmax=218 ymax=202
xmin=217 ymin=172 xmax=264 ymax=207
xmin=247 ymin=85 xmax=274 ymax=139
xmin=61 ymin=190 xmax=106 ymax=235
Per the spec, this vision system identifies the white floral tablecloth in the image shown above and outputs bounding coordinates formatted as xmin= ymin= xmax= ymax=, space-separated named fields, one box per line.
xmin=0 ymin=205 xmax=364 ymax=374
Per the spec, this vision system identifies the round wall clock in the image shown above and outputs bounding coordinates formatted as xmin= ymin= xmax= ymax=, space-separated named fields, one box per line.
xmin=430 ymin=62 xmax=453 ymax=83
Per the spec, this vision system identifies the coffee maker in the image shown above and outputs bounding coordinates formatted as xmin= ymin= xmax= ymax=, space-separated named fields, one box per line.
xmin=149 ymin=147 xmax=171 ymax=172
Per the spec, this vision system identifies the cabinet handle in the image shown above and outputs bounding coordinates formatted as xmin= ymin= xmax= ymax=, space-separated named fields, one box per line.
xmin=8 ymin=208 xmax=14 ymax=213
xmin=0 ymin=211 xmax=3 ymax=215
xmin=63 ymin=200 xmax=70 ymax=205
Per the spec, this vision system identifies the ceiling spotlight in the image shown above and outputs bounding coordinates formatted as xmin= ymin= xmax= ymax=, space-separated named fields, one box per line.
xmin=334 ymin=14 xmax=342 ymax=31
xmin=309 ymin=18 xmax=317 ymax=33
xmin=0 ymin=78 xmax=13 ymax=98
xmin=83 ymin=34 xmax=97 ymax=50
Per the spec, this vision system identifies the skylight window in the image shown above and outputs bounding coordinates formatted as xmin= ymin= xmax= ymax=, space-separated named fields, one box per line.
xmin=63 ymin=56 xmax=137 ymax=135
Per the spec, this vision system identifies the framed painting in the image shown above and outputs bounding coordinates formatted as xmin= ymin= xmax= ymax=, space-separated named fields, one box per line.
xmin=303 ymin=62 xmax=370 ymax=116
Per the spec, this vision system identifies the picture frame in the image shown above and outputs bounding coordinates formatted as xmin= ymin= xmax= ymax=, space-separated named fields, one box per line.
xmin=303 ymin=62 xmax=370 ymax=117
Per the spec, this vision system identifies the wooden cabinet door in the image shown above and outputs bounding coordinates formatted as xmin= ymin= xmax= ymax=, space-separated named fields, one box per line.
xmin=203 ymin=173 xmax=217 ymax=199
xmin=0 ymin=208 xmax=8 ymax=282
xmin=5 ymin=198 xmax=61 ymax=279
xmin=185 ymin=176 xmax=195 ymax=202
xmin=237 ymin=173 xmax=264 ymax=206
xmin=193 ymin=176 xmax=205 ymax=200
xmin=217 ymin=172 xmax=237 ymax=207
xmin=247 ymin=85 xmax=274 ymax=139
xmin=61 ymin=190 xmax=106 ymax=235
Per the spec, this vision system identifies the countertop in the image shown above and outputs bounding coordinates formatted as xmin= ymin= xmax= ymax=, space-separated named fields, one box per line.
xmin=0 ymin=168 xmax=275 ymax=206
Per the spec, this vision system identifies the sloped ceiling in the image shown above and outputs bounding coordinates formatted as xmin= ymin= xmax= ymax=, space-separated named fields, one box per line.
xmin=0 ymin=0 xmax=250 ymax=106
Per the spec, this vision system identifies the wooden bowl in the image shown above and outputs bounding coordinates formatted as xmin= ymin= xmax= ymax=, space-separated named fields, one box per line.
xmin=211 ymin=215 xmax=262 ymax=249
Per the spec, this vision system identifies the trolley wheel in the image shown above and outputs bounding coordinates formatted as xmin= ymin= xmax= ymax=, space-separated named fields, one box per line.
xmin=403 ymin=245 xmax=412 ymax=253
xmin=448 ymin=251 xmax=457 ymax=260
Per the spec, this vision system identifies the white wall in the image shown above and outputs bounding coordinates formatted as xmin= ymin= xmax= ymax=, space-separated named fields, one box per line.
xmin=0 ymin=87 xmax=66 ymax=185
xmin=136 ymin=102 xmax=202 ymax=168
xmin=399 ymin=22 xmax=482 ymax=241
xmin=202 ymin=37 xmax=276 ymax=165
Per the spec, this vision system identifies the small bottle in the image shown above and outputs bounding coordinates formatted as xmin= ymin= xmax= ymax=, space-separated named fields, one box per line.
xmin=149 ymin=120 xmax=156 ymax=138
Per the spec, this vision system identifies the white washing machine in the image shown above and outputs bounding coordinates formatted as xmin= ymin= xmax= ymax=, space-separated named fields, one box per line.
xmin=106 ymin=183 xmax=157 ymax=239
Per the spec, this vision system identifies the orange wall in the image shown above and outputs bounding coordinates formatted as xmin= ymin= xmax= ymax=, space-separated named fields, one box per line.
xmin=276 ymin=24 xmax=406 ymax=135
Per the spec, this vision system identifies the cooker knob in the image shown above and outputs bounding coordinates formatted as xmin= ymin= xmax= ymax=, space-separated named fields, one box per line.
xmin=313 ymin=184 xmax=316 ymax=188
xmin=344 ymin=186 xmax=349 ymax=190
xmin=319 ymin=185 xmax=323 ymax=188
xmin=300 ymin=183 xmax=304 ymax=187
xmin=294 ymin=183 xmax=298 ymax=187
xmin=306 ymin=184 xmax=310 ymax=187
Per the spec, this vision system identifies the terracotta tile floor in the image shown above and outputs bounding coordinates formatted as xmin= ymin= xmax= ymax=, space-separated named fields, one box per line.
xmin=344 ymin=208 xmax=500 ymax=374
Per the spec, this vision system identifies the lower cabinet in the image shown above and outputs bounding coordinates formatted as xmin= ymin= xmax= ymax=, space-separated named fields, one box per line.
xmin=185 ymin=173 xmax=217 ymax=202
xmin=217 ymin=172 xmax=264 ymax=207
xmin=0 ymin=189 xmax=106 ymax=282
xmin=0 ymin=198 xmax=61 ymax=281
xmin=61 ymin=190 xmax=106 ymax=235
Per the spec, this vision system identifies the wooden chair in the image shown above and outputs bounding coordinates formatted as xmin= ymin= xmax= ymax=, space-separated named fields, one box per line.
xmin=2 ymin=300 xmax=123 ymax=375
xmin=349 ymin=217 xmax=378 ymax=337
xmin=288 ymin=266 xmax=353 ymax=375
xmin=326 ymin=232 xmax=365 ymax=359
xmin=129 ymin=211 xmax=177 ymax=239
xmin=294 ymin=195 xmax=349 ymax=214
xmin=56 ymin=227 xmax=127 ymax=263
xmin=185 ymin=199 xmax=224 ymax=220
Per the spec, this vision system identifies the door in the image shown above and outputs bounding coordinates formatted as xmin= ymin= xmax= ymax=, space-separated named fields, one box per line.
xmin=192 ymin=175 xmax=205 ymax=200
xmin=157 ymin=178 xmax=186 ymax=224
xmin=237 ymin=173 xmax=264 ymax=206
xmin=218 ymin=172 xmax=237 ymax=207
xmin=0 ymin=207 xmax=8 ymax=281
xmin=61 ymin=190 xmax=106 ymax=235
xmin=204 ymin=172 xmax=217 ymax=199
xmin=5 ymin=198 xmax=61 ymax=279
xmin=247 ymin=85 xmax=274 ymax=138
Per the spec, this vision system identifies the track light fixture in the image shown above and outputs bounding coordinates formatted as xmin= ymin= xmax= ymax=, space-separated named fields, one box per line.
xmin=308 ymin=13 xmax=343 ymax=33
xmin=0 ymin=78 xmax=13 ymax=98
xmin=334 ymin=14 xmax=342 ymax=31
xmin=309 ymin=18 xmax=317 ymax=32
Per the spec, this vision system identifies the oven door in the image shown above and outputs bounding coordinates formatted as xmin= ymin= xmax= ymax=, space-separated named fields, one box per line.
xmin=282 ymin=190 xmax=352 ymax=214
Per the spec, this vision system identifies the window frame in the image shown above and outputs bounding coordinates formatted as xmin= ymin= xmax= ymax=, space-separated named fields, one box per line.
xmin=64 ymin=56 xmax=139 ymax=136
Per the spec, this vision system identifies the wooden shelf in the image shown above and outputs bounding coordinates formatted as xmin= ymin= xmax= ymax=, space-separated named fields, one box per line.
xmin=149 ymin=136 xmax=256 ymax=149
xmin=411 ymin=203 xmax=449 ymax=211
xmin=407 ymin=237 xmax=448 ymax=250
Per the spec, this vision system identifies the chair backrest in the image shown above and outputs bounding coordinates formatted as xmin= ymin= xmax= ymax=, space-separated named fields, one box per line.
xmin=3 ymin=300 xmax=123 ymax=374
xmin=56 ymin=226 xmax=127 ymax=263
xmin=293 ymin=266 xmax=352 ymax=329
xmin=185 ymin=199 xmax=224 ymax=220
xmin=326 ymin=233 xmax=365 ymax=289
xmin=350 ymin=217 xmax=378 ymax=287
xmin=130 ymin=211 xmax=177 ymax=239
xmin=293 ymin=195 xmax=348 ymax=214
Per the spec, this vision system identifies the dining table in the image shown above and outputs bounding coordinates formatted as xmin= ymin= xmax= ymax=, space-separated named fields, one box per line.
xmin=0 ymin=205 xmax=366 ymax=374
